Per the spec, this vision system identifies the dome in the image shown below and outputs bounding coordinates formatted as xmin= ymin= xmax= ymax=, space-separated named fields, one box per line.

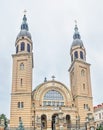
xmin=16 ymin=30 xmax=31 ymax=40
xmin=71 ymin=39 xmax=84 ymax=48
xmin=71 ymin=23 xmax=84 ymax=49
xmin=16 ymin=15 xmax=32 ymax=41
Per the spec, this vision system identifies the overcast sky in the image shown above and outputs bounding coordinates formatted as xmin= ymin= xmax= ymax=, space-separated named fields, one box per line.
xmin=0 ymin=0 xmax=103 ymax=118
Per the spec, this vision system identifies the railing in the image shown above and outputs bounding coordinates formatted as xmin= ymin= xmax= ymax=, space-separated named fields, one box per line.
xmin=67 ymin=123 xmax=87 ymax=130
xmin=7 ymin=127 xmax=34 ymax=130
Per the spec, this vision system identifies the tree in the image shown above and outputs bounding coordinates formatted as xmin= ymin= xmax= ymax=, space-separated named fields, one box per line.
xmin=97 ymin=124 xmax=103 ymax=130
xmin=0 ymin=114 xmax=8 ymax=129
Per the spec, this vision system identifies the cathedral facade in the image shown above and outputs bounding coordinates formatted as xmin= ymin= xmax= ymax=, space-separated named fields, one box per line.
xmin=10 ymin=15 xmax=94 ymax=130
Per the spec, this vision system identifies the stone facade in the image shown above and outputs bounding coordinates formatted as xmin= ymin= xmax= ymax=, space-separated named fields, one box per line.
xmin=10 ymin=15 xmax=94 ymax=130
xmin=94 ymin=103 xmax=103 ymax=127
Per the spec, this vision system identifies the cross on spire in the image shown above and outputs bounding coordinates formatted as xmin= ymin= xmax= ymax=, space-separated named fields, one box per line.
xmin=23 ymin=9 xmax=27 ymax=15
xmin=52 ymin=75 xmax=55 ymax=80
xmin=74 ymin=20 xmax=77 ymax=26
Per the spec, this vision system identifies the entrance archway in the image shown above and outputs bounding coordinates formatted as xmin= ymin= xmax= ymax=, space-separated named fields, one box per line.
xmin=66 ymin=115 xmax=71 ymax=129
xmin=52 ymin=114 xmax=58 ymax=130
xmin=41 ymin=114 xmax=47 ymax=129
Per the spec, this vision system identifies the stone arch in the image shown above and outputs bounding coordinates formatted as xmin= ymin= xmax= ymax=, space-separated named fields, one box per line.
xmin=41 ymin=114 xmax=47 ymax=129
xmin=66 ymin=115 xmax=71 ymax=129
xmin=33 ymin=81 xmax=72 ymax=107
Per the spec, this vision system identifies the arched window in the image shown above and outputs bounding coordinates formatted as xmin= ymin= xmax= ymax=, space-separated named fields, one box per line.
xmin=19 ymin=117 xmax=21 ymax=122
xmin=21 ymin=42 xmax=25 ymax=51
xmin=20 ymin=63 xmax=24 ymax=70
xmin=20 ymin=78 xmax=23 ymax=86
xmin=66 ymin=115 xmax=71 ymax=128
xmin=44 ymin=90 xmax=63 ymax=100
xmin=27 ymin=44 xmax=30 ymax=52
xmin=18 ymin=102 xmax=24 ymax=108
xmin=80 ymin=51 xmax=83 ymax=59
xmin=16 ymin=45 xmax=18 ymax=53
xmin=41 ymin=115 xmax=47 ymax=129
xmin=43 ymin=90 xmax=64 ymax=106
xmin=74 ymin=51 xmax=78 ymax=59
xmin=81 ymin=69 xmax=85 ymax=76
xmin=83 ymin=84 xmax=85 ymax=90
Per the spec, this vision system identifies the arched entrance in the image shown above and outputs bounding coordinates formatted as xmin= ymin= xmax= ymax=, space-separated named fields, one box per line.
xmin=52 ymin=114 xmax=58 ymax=130
xmin=66 ymin=115 xmax=71 ymax=129
xmin=41 ymin=114 xmax=47 ymax=129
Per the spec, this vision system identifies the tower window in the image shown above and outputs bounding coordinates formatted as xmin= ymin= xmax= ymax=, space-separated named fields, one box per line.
xmin=83 ymin=84 xmax=85 ymax=90
xmin=19 ymin=117 xmax=21 ymax=122
xmin=20 ymin=63 xmax=24 ymax=70
xmin=20 ymin=78 xmax=23 ymax=86
xmin=84 ymin=104 xmax=88 ymax=110
xmin=21 ymin=42 xmax=25 ymax=51
xmin=27 ymin=44 xmax=30 ymax=52
xmin=16 ymin=45 xmax=18 ymax=53
xmin=80 ymin=51 xmax=83 ymax=59
xmin=74 ymin=51 xmax=78 ymax=59
xmin=18 ymin=102 xmax=24 ymax=108
xmin=81 ymin=69 xmax=85 ymax=76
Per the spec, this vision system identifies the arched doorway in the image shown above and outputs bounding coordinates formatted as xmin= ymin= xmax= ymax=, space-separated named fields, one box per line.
xmin=52 ymin=114 xmax=58 ymax=130
xmin=41 ymin=114 xmax=47 ymax=129
xmin=66 ymin=115 xmax=71 ymax=129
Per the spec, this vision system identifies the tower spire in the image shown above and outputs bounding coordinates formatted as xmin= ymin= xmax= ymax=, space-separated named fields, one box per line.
xmin=73 ymin=20 xmax=81 ymax=40
xmin=21 ymin=11 xmax=29 ymax=31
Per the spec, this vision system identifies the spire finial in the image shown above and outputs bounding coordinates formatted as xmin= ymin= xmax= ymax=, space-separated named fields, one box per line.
xmin=75 ymin=20 xmax=77 ymax=26
xmin=52 ymin=75 xmax=55 ymax=80
xmin=73 ymin=20 xmax=81 ymax=39
xmin=21 ymin=10 xmax=29 ymax=31
xmin=74 ymin=20 xmax=78 ymax=31
xmin=23 ymin=9 xmax=27 ymax=15
xmin=44 ymin=77 xmax=47 ymax=82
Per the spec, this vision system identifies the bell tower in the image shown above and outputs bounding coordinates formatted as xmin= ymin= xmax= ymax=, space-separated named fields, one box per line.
xmin=10 ymin=14 xmax=33 ymax=128
xmin=69 ymin=22 xmax=93 ymax=123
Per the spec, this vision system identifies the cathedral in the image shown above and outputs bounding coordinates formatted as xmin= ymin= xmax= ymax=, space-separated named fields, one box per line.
xmin=10 ymin=14 xmax=94 ymax=130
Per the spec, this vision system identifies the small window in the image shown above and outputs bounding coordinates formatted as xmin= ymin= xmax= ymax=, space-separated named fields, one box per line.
xmin=83 ymin=84 xmax=85 ymax=90
xmin=99 ymin=113 xmax=101 ymax=119
xmin=21 ymin=42 xmax=25 ymax=51
xmin=74 ymin=51 xmax=78 ymax=59
xmin=16 ymin=45 xmax=18 ymax=53
xmin=81 ymin=69 xmax=85 ymax=76
xmin=20 ymin=63 xmax=24 ymax=70
xmin=27 ymin=44 xmax=30 ymax=52
xmin=20 ymin=79 xmax=23 ymax=86
xmin=18 ymin=102 xmax=24 ymax=108
xmin=19 ymin=117 xmax=21 ymax=122
xmin=84 ymin=104 xmax=88 ymax=109
xmin=80 ymin=51 xmax=83 ymax=59
xmin=21 ymin=102 xmax=24 ymax=108
xmin=18 ymin=102 xmax=20 ymax=108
